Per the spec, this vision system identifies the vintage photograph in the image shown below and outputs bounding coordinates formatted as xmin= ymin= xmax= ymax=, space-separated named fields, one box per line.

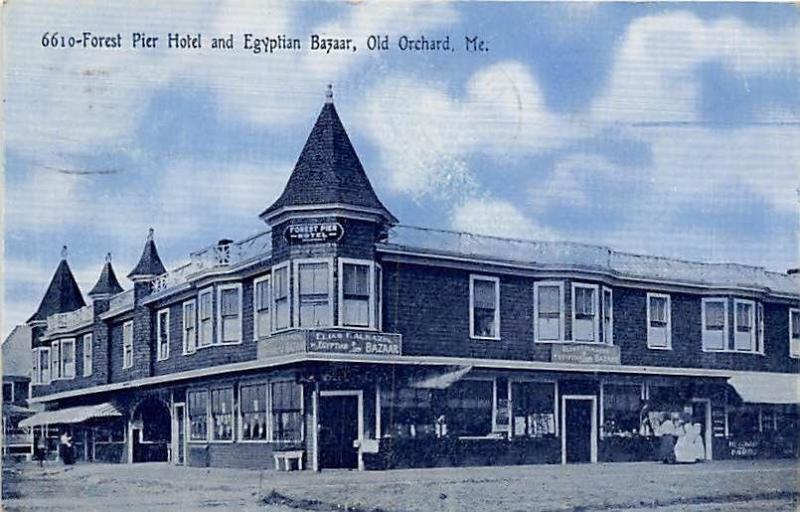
xmin=2 ymin=1 xmax=798 ymax=511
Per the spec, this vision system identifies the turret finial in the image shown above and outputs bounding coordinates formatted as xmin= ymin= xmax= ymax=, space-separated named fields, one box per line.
xmin=325 ymin=84 xmax=333 ymax=104
xmin=105 ymin=252 xmax=112 ymax=263
xmin=61 ymin=245 xmax=68 ymax=260
xmin=147 ymin=227 xmax=154 ymax=242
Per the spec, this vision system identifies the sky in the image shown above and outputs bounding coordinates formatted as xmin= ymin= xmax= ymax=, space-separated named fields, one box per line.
xmin=3 ymin=1 xmax=799 ymax=339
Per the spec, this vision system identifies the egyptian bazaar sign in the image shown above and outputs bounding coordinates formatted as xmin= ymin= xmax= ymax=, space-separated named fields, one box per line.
xmin=284 ymin=222 xmax=344 ymax=244
xmin=550 ymin=343 xmax=621 ymax=365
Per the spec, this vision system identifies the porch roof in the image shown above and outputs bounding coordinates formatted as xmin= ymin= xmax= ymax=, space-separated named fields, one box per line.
xmin=19 ymin=402 xmax=122 ymax=428
xmin=728 ymin=372 xmax=800 ymax=404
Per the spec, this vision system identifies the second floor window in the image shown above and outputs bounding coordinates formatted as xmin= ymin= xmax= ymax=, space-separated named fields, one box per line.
xmin=790 ymin=308 xmax=800 ymax=358
xmin=535 ymin=282 xmax=563 ymax=341
xmin=572 ymin=284 xmax=599 ymax=342
xmin=602 ymin=287 xmax=614 ymax=344
xmin=82 ymin=334 xmax=93 ymax=377
xmin=198 ymin=289 xmax=213 ymax=347
xmin=218 ymin=285 xmax=242 ymax=344
xmin=296 ymin=261 xmax=331 ymax=327
xmin=61 ymin=339 xmax=75 ymax=379
xmin=470 ymin=275 xmax=500 ymax=339
xmin=342 ymin=263 xmax=371 ymax=328
xmin=122 ymin=321 xmax=134 ymax=369
xmin=32 ymin=347 xmax=50 ymax=385
xmin=702 ymin=298 xmax=727 ymax=351
xmin=50 ymin=341 xmax=61 ymax=380
xmin=254 ymin=276 xmax=271 ymax=339
xmin=647 ymin=293 xmax=671 ymax=349
xmin=734 ymin=300 xmax=758 ymax=353
xmin=273 ymin=265 xmax=290 ymax=331
xmin=183 ymin=300 xmax=197 ymax=354
xmin=157 ymin=309 xmax=170 ymax=360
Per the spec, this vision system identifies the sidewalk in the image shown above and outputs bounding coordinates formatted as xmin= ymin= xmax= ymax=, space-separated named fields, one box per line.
xmin=3 ymin=459 xmax=798 ymax=511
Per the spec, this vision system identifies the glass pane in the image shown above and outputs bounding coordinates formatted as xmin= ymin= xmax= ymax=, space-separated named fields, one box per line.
xmin=221 ymin=289 xmax=239 ymax=316
xmin=705 ymin=302 xmax=725 ymax=329
xmin=473 ymin=279 xmax=496 ymax=309
xmin=344 ymin=264 xmax=370 ymax=296
xmin=343 ymin=298 xmax=369 ymax=327
xmin=256 ymin=280 xmax=270 ymax=310
xmin=538 ymin=286 xmax=560 ymax=314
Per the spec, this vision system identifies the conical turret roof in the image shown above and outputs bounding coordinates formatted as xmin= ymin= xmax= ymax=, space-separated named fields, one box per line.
xmin=128 ymin=229 xmax=166 ymax=280
xmin=261 ymin=86 xmax=396 ymax=224
xmin=27 ymin=248 xmax=86 ymax=323
xmin=89 ymin=253 xmax=124 ymax=297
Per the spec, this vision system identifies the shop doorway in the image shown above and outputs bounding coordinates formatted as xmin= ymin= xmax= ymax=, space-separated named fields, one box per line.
xmin=317 ymin=391 xmax=363 ymax=470
xmin=561 ymin=395 xmax=597 ymax=464
xmin=172 ymin=403 xmax=186 ymax=466
xmin=691 ymin=398 xmax=712 ymax=460
xmin=131 ymin=398 xmax=171 ymax=463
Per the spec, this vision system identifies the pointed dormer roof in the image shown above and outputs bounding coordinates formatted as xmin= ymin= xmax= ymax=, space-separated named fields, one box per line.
xmin=27 ymin=246 xmax=86 ymax=323
xmin=127 ymin=228 xmax=166 ymax=280
xmin=260 ymin=85 xmax=397 ymax=224
xmin=88 ymin=253 xmax=124 ymax=297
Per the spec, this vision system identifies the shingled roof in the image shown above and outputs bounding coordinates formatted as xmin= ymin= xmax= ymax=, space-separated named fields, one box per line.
xmin=88 ymin=253 xmax=124 ymax=297
xmin=27 ymin=253 xmax=86 ymax=323
xmin=128 ymin=229 xmax=167 ymax=279
xmin=261 ymin=88 xmax=396 ymax=224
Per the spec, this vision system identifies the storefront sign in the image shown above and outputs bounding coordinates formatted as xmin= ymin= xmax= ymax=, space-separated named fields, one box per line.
xmin=550 ymin=343 xmax=621 ymax=365
xmin=284 ymin=222 xmax=344 ymax=244
xmin=258 ymin=329 xmax=403 ymax=359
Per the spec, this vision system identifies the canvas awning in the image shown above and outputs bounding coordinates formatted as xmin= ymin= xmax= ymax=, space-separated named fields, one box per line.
xmin=19 ymin=402 xmax=123 ymax=428
xmin=2 ymin=403 xmax=35 ymax=417
xmin=728 ymin=372 xmax=800 ymax=404
xmin=410 ymin=366 xmax=473 ymax=389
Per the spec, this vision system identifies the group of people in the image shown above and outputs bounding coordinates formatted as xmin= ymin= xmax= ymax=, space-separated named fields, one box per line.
xmin=655 ymin=414 xmax=706 ymax=464
xmin=34 ymin=431 xmax=75 ymax=466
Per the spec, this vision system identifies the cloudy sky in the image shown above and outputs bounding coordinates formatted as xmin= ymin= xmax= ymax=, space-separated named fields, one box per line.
xmin=3 ymin=1 xmax=799 ymax=338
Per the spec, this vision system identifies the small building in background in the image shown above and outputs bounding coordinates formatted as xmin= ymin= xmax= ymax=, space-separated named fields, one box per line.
xmin=3 ymin=325 xmax=34 ymax=460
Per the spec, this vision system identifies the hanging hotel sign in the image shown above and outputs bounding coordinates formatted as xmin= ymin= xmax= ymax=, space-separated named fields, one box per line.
xmin=258 ymin=329 xmax=403 ymax=359
xmin=284 ymin=222 xmax=344 ymax=244
xmin=550 ymin=343 xmax=621 ymax=365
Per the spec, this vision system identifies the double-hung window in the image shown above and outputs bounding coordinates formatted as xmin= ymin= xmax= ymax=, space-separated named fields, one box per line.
xmin=272 ymin=265 xmax=290 ymax=331
xmin=535 ymin=282 xmax=564 ymax=341
xmin=647 ymin=293 xmax=671 ymax=349
xmin=50 ymin=341 xmax=61 ymax=380
xmin=790 ymin=308 xmax=800 ymax=358
xmin=572 ymin=283 xmax=599 ymax=342
xmin=470 ymin=275 xmax=500 ymax=339
xmin=122 ymin=321 xmax=134 ymax=369
xmin=217 ymin=284 xmax=242 ymax=344
xmin=198 ymin=289 xmax=213 ymax=347
xmin=210 ymin=387 xmax=234 ymax=441
xmin=240 ymin=382 xmax=269 ymax=441
xmin=734 ymin=299 xmax=757 ymax=352
xmin=156 ymin=309 xmax=170 ymax=360
xmin=295 ymin=260 xmax=331 ymax=328
xmin=32 ymin=349 xmax=40 ymax=385
xmin=253 ymin=276 xmax=271 ymax=339
xmin=60 ymin=339 xmax=75 ymax=379
xmin=182 ymin=300 xmax=197 ymax=354
xmin=32 ymin=348 xmax=51 ymax=385
xmin=188 ymin=389 xmax=209 ymax=442
xmin=702 ymin=298 xmax=728 ymax=351
xmin=271 ymin=381 xmax=303 ymax=442
xmin=602 ymin=287 xmax=614 ymax=344
xmin=82 ymin=334 xmax=93 ymax=377
xmin=341 ymin=261 xmax=373 ymax=328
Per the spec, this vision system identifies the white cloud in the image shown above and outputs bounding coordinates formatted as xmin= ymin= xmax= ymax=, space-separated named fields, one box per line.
xmin=451 ymin=198 xmax=553 ymax=241
xmin=592 ymin=11 xmax=800 ymax=123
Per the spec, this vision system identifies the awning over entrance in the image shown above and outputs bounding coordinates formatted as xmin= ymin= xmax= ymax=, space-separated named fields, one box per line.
xmin=728 ymin=372 xmax=800 ymax=404
xmin=409 ymin=365 xmax=472 ymax=389
xmin=19 ymin=402 xmax=123 ymax=428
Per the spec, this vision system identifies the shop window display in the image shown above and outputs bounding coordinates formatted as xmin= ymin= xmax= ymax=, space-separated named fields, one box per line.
xmin=602 ymin=384 xmax=642 ymax=437
xmin=511 ymin=381 xmax=556 ymax=437
xmin=380 ymin=387 xmax=436 ymax=438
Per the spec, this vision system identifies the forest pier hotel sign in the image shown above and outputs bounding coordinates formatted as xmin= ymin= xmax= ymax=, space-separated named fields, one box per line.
xmin=258 ymin=329 xmax=403 ymax=359
xmin=550 ymin=343 xmax=621 ymax=365
xmin=284 ymin=222 xmax=344 ymax=244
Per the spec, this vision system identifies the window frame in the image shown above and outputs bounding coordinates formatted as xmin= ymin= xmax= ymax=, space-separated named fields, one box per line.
xmin=271 ymin=262 xmax=291 ymax=333
xmin=469 ymin=274 xmax=501 ymax=341
xmin=602 ymin=286 xmax=614 ymax=345
xmin=82 ymin=333 xmax=93 ymax=377
xmin=292 ymin=258 xmax=334 ymax=329
xmin=122 ymin=320 xmax=134 ymax=369
xmin=534 ymin=281 xmax=565 ymax=343
xmin=208 ymin=385 xmax=236 ymax=443
xmin=646 ymin=293 xmax=672 ymax=350
xmin=50 ymin=340 xmax=61 ymax=380
xmin=156 ymin=308 xmax=170 ymax=361
xmin=60 ymin=338 xmax=76 ymax=379
xmin=270 ymin=379 xmax=305 ymax=443
xmin=197 ymin=287 xmax=214 ymax=348
xmin=253 ymin=274 xmax=272 ymax=340
xmin=733 ymin=299 xmax=758 ymax=353
xmin=187 ymin=388 xmax=210 ymax=443
xmin=701 ymin=298 xmax=729 ymax=352
xmin=182 ymin=299 xmax=197 ymax=355
xmin=571 ymin=282 xmax=600 ymax=343
xmin=216 ymin=283 xmax=243 ymax=345
xmin=32 ymin=347 xmax=51 ymax=385
xmin=338 ymin=258 xmax=377 ymax=330
xmin=238 ymin=380 xmax=270 ymax=443
xmin=790 ymin=308 xmax=800 ymax=359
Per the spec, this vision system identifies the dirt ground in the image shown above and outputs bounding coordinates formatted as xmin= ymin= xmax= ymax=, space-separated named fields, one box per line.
xmin=2 ymin=459 xmax=798 ymax=511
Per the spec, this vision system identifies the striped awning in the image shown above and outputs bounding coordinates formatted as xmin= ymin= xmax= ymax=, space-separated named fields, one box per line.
xmin=19 ymin=402 xmax=122 ymax=428
xmin=728 ymin=372 xmax=800 ymax=404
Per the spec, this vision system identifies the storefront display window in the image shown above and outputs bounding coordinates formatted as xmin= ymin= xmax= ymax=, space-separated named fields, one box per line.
xmin=602 ymin=383 xmax=642 ymax=437
xmin=380 ymin=387 xmax=435 ymax=438
xmin=240 ymin=382 xmax=269 ymax=441
xmin=210 ymin=387 xmax=234 ymax=441
xmin=188 ymin=389 xmax=209 ymax=441
xmin=271 ymin=381 xmax=302 ymax=442
xmin=446 ymin=380 xmax=493 ymax=437
xmin=511 ymin=381 xmax=555 ymax=437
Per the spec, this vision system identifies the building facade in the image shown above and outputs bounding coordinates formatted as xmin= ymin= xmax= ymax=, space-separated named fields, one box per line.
xmin=22 ymin=92 xmax=800 ymax=470
xmin=3 ymin=325 xmax=34 ymax=459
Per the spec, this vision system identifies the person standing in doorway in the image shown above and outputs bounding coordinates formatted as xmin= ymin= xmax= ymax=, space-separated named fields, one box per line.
xmin=35 ymin=435 xmax=47 ymax=467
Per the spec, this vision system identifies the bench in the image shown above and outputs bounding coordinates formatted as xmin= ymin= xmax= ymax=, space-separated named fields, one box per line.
xmin=273 ymin=450 xmax=304 ymax=471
